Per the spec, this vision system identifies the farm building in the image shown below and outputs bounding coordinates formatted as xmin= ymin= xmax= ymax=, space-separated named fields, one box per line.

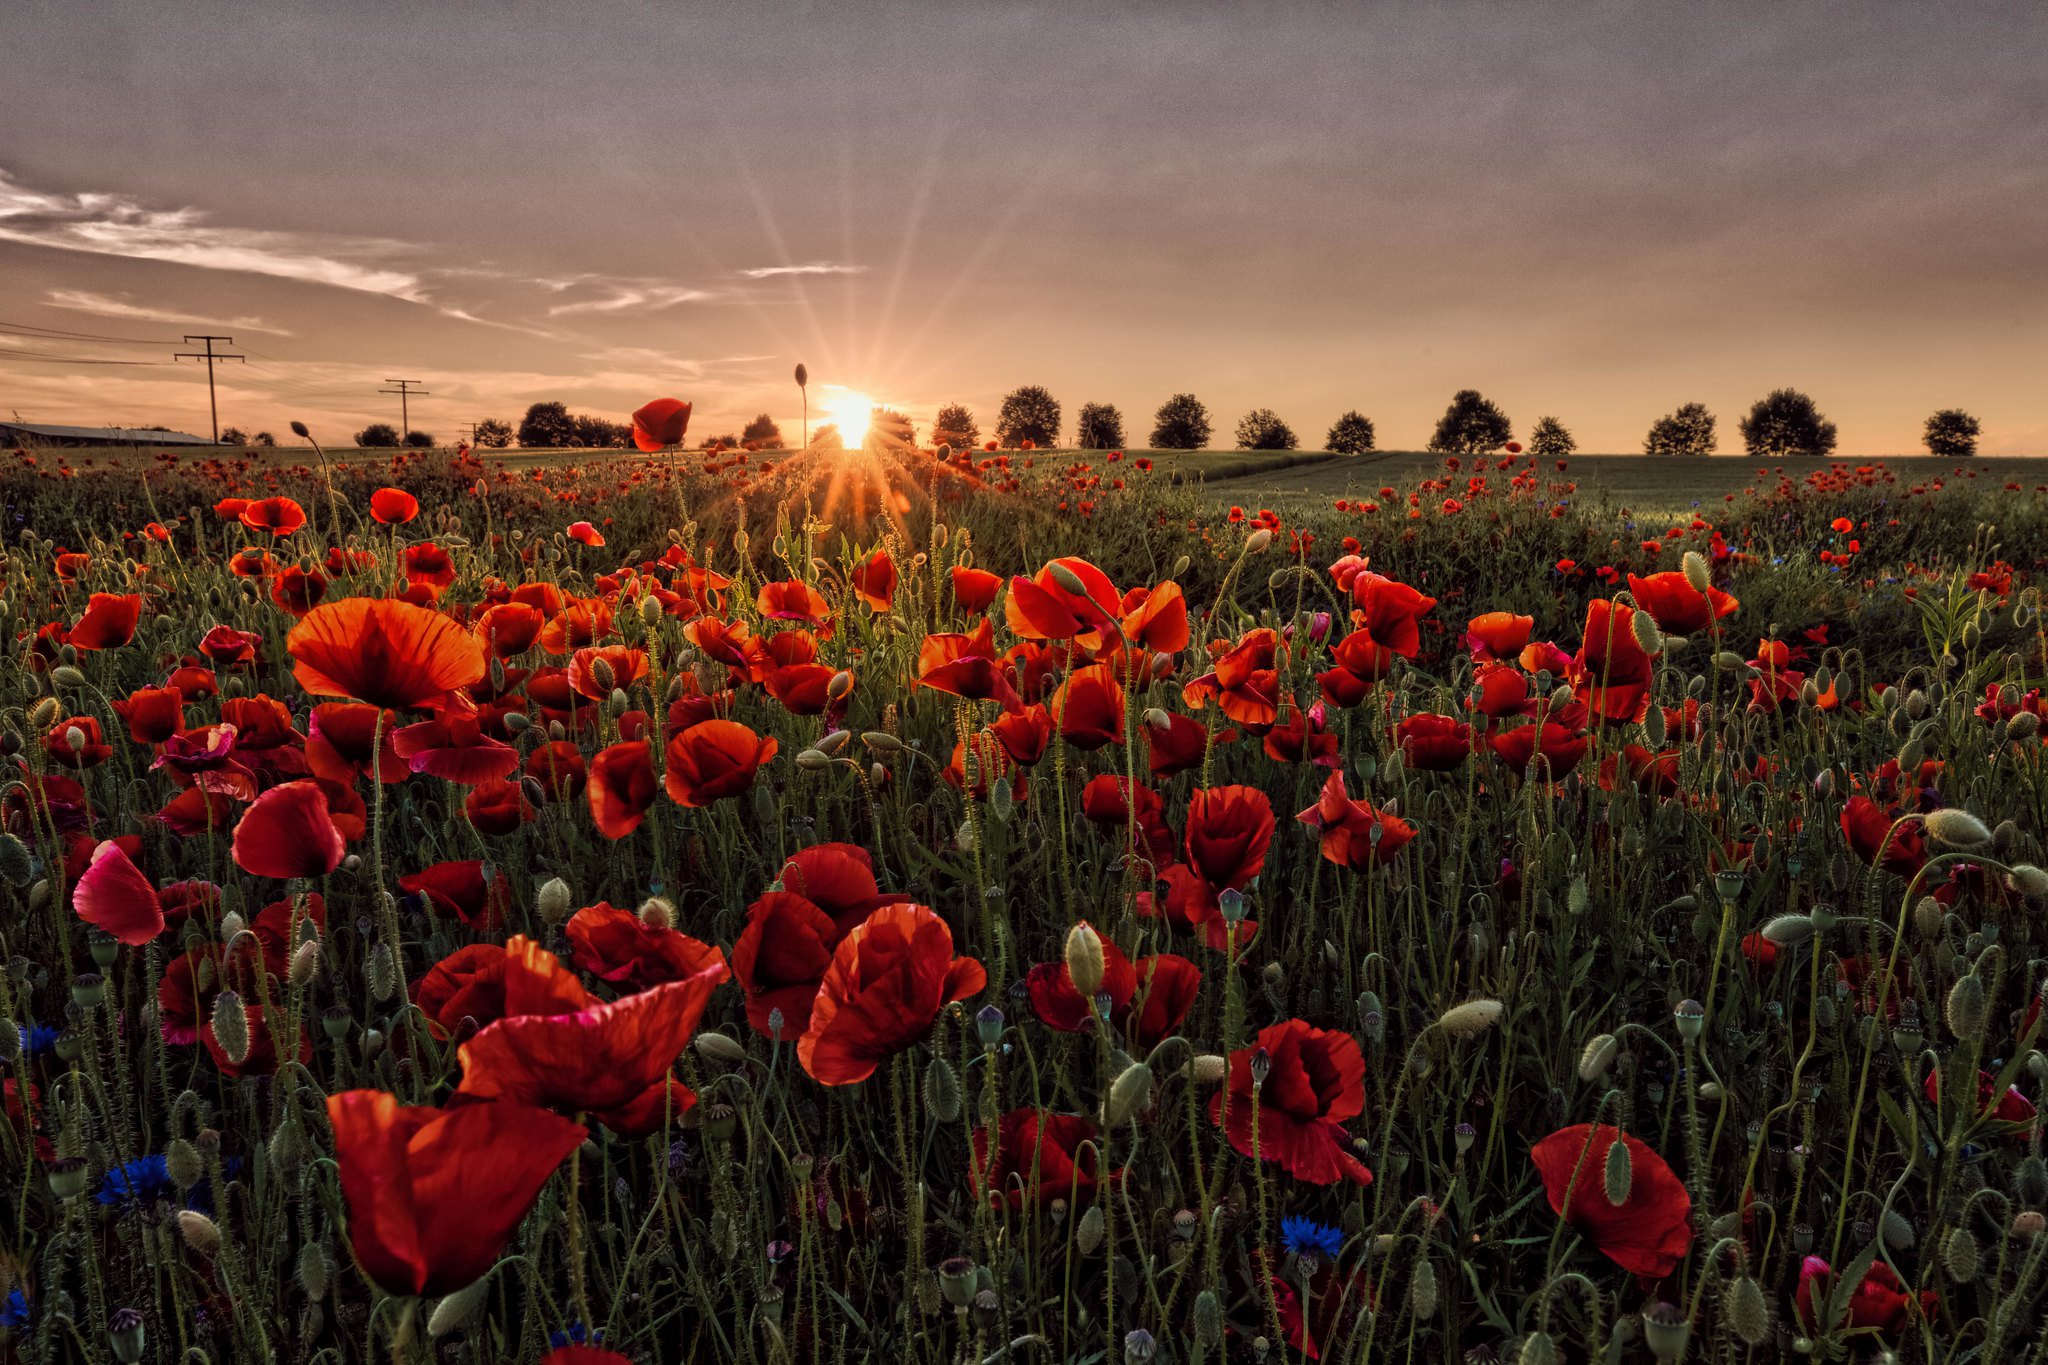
xmin=0 ymin=421 xmax=213 ymax=447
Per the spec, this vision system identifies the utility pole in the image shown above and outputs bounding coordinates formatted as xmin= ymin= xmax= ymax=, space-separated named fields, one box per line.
xmin=175 ymin=335 xmax=245 ymax=444
xmin=462 ymin=421 xmax=481 ymax=448
xmin=379 ymin=379 xmax=430 ymax=440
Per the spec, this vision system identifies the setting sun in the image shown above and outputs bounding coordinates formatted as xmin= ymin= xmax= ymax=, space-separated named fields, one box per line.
xmin=821 ymin=389 xmax=875 ymax=446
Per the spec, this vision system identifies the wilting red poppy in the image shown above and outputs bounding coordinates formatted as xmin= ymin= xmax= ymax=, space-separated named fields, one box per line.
xmin=1005 ymin=557 xmax=1121 ymax=645
xmin=918 ymin=620 xmax=1021 ymax=711
xmin=68 ymin=592 xmax=142 ymax=650
xmin=951 ymin=566 xmax=1003 ymax=613
xmin=1465 ymin=611 xmax=1533 ymax=660
xmin=305 ymin=703 xmax=406 ymax=784
xmin=369 ymin=486 xmax=419 ymax=524
xmin=1570 ymin=599 xmax=1656 ymax=724
xmin=798 ymin=903 xmax=985 ymax=1085
xmin=1530 ymin=1124 xmax=1691 ymax=1276
xmin=112 ymin=686 xmax=186 ymax=745
xmin=972 ymin=1110 xmax=1115 ymax=1208
xmin=232 ymin=781 xmax=346 ymax=879
xmin=1794 ymin=1255 xmax=1937 ymax=1336
xmin=1297 ymin=770 xmax=1415 ymax=870
xmin=1053 ymin=663 xmax=1126 ymax=750
xmin=1211 ymin=1019 xmax=1371 ymax=1185
xmin=567 ymin=902 xmax=727 ymax=993
xmin=1026 ymin=937 xmax=1199 ymax=1052
xmin=72 ymin=839 xmax=164 ymax=945
xmin=327 ymin=1089 xmax=586 ymax=1297
xmin=1395 ymin=713 xmax=1471 ymax=771
xmin=1182 ymin=629 xmax=1280 ymax=726
xmin=1184 ymin=785 xmax=1274 ymax=890
xmin=632 ymin=397 xmax=693 ymax=451
xmin=850 ymin=549 xmax=898 ymax=612
xmin=239 ymin=496 xmax=307 ymax=536
xmin=290 ymin=597 xmax=486 ymax=711
xmin=1628 ymin=571 xmax=1738 ymax=636
xmin=457 ymin=957 xmax=726 ymax=1115
xmin=664 ymin=719 xmax=777 ymax=807
xmin=400 ymin=860 xmax=511 ymax=930
xmin=756 ymin=579 xmax=831 ymax=626
xmin=588 ymin=740 xmax=657 ymax=837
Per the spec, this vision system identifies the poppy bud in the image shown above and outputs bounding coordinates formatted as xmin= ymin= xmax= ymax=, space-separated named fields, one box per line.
xmin=1064 ymin=922 xmax=1106 ymax=1000
xmin=1244 ymin=529 xmax=1272 ymax=554
xmin=1075 ymin=1205 xmax=1106 ymax=1255
xmin=1578 ymin=1033 xmax=1618 ymax=1081
xmin=107 ymin=1307 xmax=146 ymax=1364
xmin=637 ymin=896 xmax=676 ymax=931
xmin=924 ymin=1054 xmax=962 ymax=1123
xmin=2016 ymin=1210 xmax=2046 ymax=1239
xmin=694 ymin=1032 xmax=748 ymax=1066
xmin=62 ymin=725 xmax=86 ymax=753
xmin=28 ymin=697 xmax=61 ymax=729
xmin=268 ymin=1119 xmax=306 ymax=1173
xmin=827 ymin=670 xmax=855 ymax=700
xmin=1103 ymin=1062 xmax=1154 ymax=1128
xmin=289 ymin=940 xmax=322 ymax=987
xmin=1190 ymin=1054 xmax=1227 ymax=1084
xmin=165 ymin=1138 xmax=204 ymax=1190
xmin=536 ymin=877 xmax=572 ymax=924
xmin=794 ymin=363 xmax=807 ymax=388
xmin=1409 ymin=1258 xmax=1438 ymax=1318
xmin=1436 ymin=998 xmax=1502 ymax=1037
xmin=1047 ymin=561 xmax=1089 ymax=596
xmin=52 ymin=666 xmax=88 ymax=689
xmin=178 ymin=1211 xmax=222 ymax=1258
xmin=290 ymin=420 xmax=310 ymax=438
xmin=1926 ymin=807 xmax=1992 ymax=848
xmin=861 ymin=730 xmax=903 ymax=754
xmin=0 ymin=831 xmax=31 ymax=887
xmin=796 ymin=748 xmax=834 ymax=771
xmin=638 ymin=595 xmax=663 ymax=628
xmin=2012 ymin=712 xmax=2042 ymax=740
xmin=1518 ymin=1330 xmax=1559 ymax=1365
xmin=1604 ymin=1135 xmax=1632 ymax=1205
xmin=1947 ymin=972 xmax=1988 ymax=1039
xmin=1760 ymin=914 xmax=1813 ymax=946
xmin=211 ymin=991 xmax=250 ymax=1065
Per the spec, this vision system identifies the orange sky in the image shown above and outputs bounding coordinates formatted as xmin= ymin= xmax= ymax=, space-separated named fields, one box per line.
xmin=3 ymin=2 xmax=2043 ymax=454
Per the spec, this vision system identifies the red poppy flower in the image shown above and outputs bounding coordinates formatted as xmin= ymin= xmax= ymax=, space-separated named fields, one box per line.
xmin=631 ymin=397 xmax=692 ymax=452
xmin=1119 ymin=581 xmax=1190 ymax=653
xmin=68 ymin=592 xmax=142 ymax=650
xmin=464 ymin=777 xmax=536 ymax=835
xmin=289 ymin=598 xmax=486 ymax=711
xmin=72 ymin=839 xmax=164 ymax=945
xmin=474 ymin=602 xmax=545 ymax=658
xmin=1923 ymin=1067 xmax=2038 ymax=1130
xmin=1182 ymin=629 xmax=1281 ymax=726
xmin=587 ymin=740 xmax=657 ymax=837
xmin=1263 ymin=702 xmax=1339 ymax=767
xmin=951 ymin=566 xmax=1003 ymax=613
xmin=1530 ymin=1124 xmax=1691 ymax=1276
xmin=456 ymin=959 xmax=726 ymax=1114
xmin=1005 ymin=557 xmax=1121 ymax=645
xmin=1348 ymin=572 xmax=1436 ymax=658
xmin=232 ymin=781 xmax=346 ymax=879
xmin=1489 ymin=720 xmax=1590 ymax=778
xmin=525 ymin=739 xmax=588 ymax=800
xmin=730 ymin=891 xmax=840 ymax=1039
xmin=1627 ymin=571 xmax=1738 ymax=636
xmin=1184 ymin=785 xmax=1274 ymax=890
xmin=1053 ymin=663 xmax=1126 ymax=750
xmin=400 ymin=860 xmax=511 ymax=930
xmin=797 ymin=903 xmax=986 ymax=1085
xmin=567 ymin=521 xmax=606 ymax=547
xmin=113 ymin=686 xmax=186 ymax=745
xmin=305 ymin=703 xmax=406 ymax=784
xmin=972 ymin=1110 xmax=1115 ymax=1208
xmin=756 ymin=579 xmax=830 ymax=626
xmin=567 ymin=902 xmax=728 ymax=993
xmin=1465 ymin=611 xmax=1533 ymax=660
xmin=239 ymin=496 xmax=307 ymax=536
xmin=1297 ymin=770 xmax=1415 ymax=870
xmin=664 ymin=719 xmax=777 ymax=807
xmin=391 ymin=697 xmax=520 ymax=784
xmin=1841 ymin=795 xmax=1924 ymax=875
xmin=1570 ymin=599 xmax=1656 ymax=724
xmin=1395 ymin=713 xmax=1471 ymax=771
xmin=1211 ymin=1019 xmax=1371 ymax=1185
xmin=369 ymin=487 xmax=419 ymax=524
xmin=567 ymin=645 xmax=648 ymax=702
xmin=1026 ymin=937 xmax=1199 ymax=1052
xmin=43 ymin=714 xmax=112 ymax=768
xmin=850 ymin=549 xmax=898 ymax=612
xmin=918 ymin=620 xmax=1022 ymax=711
xmin=1145 ymin=710 xmax=1234 ymax=778
xmin=1793 ymin=1255 xmax=1937 ymax=1336
xmin=327 ymin=1089 xmax=586 ymax=1297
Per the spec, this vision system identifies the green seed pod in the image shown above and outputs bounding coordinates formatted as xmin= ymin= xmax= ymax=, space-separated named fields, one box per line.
xmin=1604 ymin=1135 xmax=1633 ymax=1206
xmin=924 ymin=1055 xmax=962 ymax=1124
xmin=1641 ymin=1302 xmax=1689 ymax=1363
xmin=210 ymin=991 xmax=250 ymax=1065
xmin=1104 ymin=1062 xmax=1154 ymax=1128
xmin=1944 ymin=1225 xmax=1980 ymax=1281
xmin=1946 ymin=973 xmax=1988 ymax=1040
xmin=1075 ymin=1204 xmax=1106 ymax=1255
xmin=1724 ymin=1274 xmax=1769 ymax=1346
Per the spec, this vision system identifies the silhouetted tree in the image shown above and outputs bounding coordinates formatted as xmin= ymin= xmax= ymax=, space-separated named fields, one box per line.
xmin=251 ymin=431 xmax=276 ymax=447
xmin=1739 ymin=389 xmax=1836 ymax=457
xmin=218 ymin=426 xmax=249 ymax=447
xmin=1235 ymin=408 xmax=1297 ymax=450
xmin=1643 ymin=403 xmax=1715 ymax=457
xmin=1528 ymin=416 xmax=1576 ymax=458
xmin=1923 ymin=408 xmax=1981 ymax=457
xmin=475 ymin=418 xmax=514 ymax=448
xmin=741 ymin=413 xmax=785 ymax=449
xmin=1075 ymin=402 xmax=1125 ymax=450
xmin=996 ymin=386 xmax=1061 ymax=448
xmin=518 ymin=402 xmax=576 ymax=448
xmin=354 ymin=423 xmax=400 ymax=448
xmin=1150 ymin=393 xmax=1212 ymax=450
xmin=404 ymin=430 xmax=435 ymax=449
xmin=1429 ymin=390 xmax=1513 ymax=454
xmin=930 ymin=403 xmax=979 ymax=450
xmin=810 ymin=423 xmax=844 ymax=451
xmin=1325 ymin=411 xmax=1376 ymax=455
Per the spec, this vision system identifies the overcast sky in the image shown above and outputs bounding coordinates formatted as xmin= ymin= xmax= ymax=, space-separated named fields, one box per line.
xmin=2 ymin=0 xmax=2043 ymax=452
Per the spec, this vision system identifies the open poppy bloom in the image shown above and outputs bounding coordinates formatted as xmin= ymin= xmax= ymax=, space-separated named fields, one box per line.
xmin=1297 ymin=770 xmax=1415 ymax=870
xmin=400 ymin=860 xmax=512 ymax=929
xmin=850 ymin=549 xmax=898 ymax=612
xmin=270 ymin=565 xmax=328 ymax=617
xmin=68 ymin=592 xmax=142 ymax=651
xmin=756 ymin=579 xmax=831 ymax=626
xmin=327 ymin=1089 xmax=586 ymax=1297
xmin=1026 ymin=938 xmax=1199 ymax=1051
xmin=1118 ymin=581 xmax=1190 ymax=653
xmin=1465 ymin=611 xmax=1533 ymax=660
xmin=232 ymin=781 xmax=347 ymax=879
xmin=1184 ymin=785 xmax=1275 ymax=890
xmin=797 ymin=903 xmax=985 ymax=1085
xmin=918 ymin=619 xmax=1022 ymax=712
xmin=1569 ymin=599 xmax=1656 ymax=724
xmin=567 ymin=521 xmax=606 ymax=547
xmin=392 ymin=698 xmax=521 ymax=784
xmin=1005 ymin=556 xmax=1121 ymax=646
xmin=1627 ymin=571 xmax=1738 ymax=636
xmin=1395 ymin=712 xmax=1471 ymax=771
xmin=631 ymin=397 xmax=692 ymax=451
xmin=289 ymin=597 xmax=486 ymax=711
xmin=972 ymin=1109 xmax=1117 ymax=1208
xmin=474 ymin=602 xmax=545 ymax=657
xmin=567 ymin=645 xmax=649 ymax=701
xmin=369 ymin=486 xmax=419 ymax=524
xmin=72 ymin=839 xmax=164 ymax=945
xmin=664 ymin=719 xmax=777 ymax=807
xmin=1530 ymin=1124 xmax=1691 ymax=1276
xmin=464 ymin=777 xmax=536 ymax=835
xmin=567 ymin=903 xmax=728 ymax=993
xmin=239 ymin=496 xmax=307 ymax=536
xmin=1489 ymin=719 xmax=1590 ymax=778
xmin=951 ymin=566 xmax=1003 ymax=613
xmin=1348 ymin=572 xmax=1436 ymax=658
xmin=113 ymin=686 xmax=186 ymax=745
xmin=1145 ymin=709 xmax=1235 ymax=778
xmin=1053 ymin=663 xmax=1126 ymax=749
xmin=305 ymin=703 xmax=406 ymax=784
xmin=1182 ymin=629 xmax=1280 ymax=726
xmin=1793 ymin=1255 xmax=1938 ymax=1337
xmin=1841 ymin=795 xmax=1925 ymax=875
xmin=1211 ymin=1019 xmax=1371 ymax=1185
xmin=587 ymin=740 xmax=658 ymax=837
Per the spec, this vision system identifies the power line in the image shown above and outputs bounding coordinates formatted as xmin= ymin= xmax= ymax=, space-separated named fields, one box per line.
xmin=0 ymin=319 xmax=179 ymax=345
xmin=378 ymin=378 xmax=429 ymax=437
xmin=0 ymin=350 xmax=166 ymax=365
xmin=174 ymin=335 xmax=246 ymax=444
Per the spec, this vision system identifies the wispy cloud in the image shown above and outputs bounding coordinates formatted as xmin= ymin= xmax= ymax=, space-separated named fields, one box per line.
xmin=0 ymin=167 xmax=425 ymax=301
xmin=547 ymin=284 xmax=714 ymax=317
xmin=739 ymin=262 xmax=867 ymax=279
xmin=43 ymin=288 xmax=295 ymax=335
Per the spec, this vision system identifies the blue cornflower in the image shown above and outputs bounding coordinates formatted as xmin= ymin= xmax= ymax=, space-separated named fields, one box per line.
xmin=17 ymin=1025 xmax=58 ymax=1057
xmin=98 ymin=1154 xmax=175 ymax=1207
xmin=549 ymin=1323 xmax=603 ymax=1349
xmin=1 ymin=1286 xmax=28 ymax=1329
xmin=1281 ymin=1215 xmax=1344 ymax=1261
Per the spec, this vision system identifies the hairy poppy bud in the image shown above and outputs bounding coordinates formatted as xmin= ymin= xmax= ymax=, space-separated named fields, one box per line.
xmin=289 ymin=939 xmax=322 ymax=987
xmin=1926 ymin=807 xmax=1992 ymax=848
xmin=796 ymin=748 xmax=834 ymax=771
xmin=1244 ymin=529 xmax=1273 ymax=554
xmin=1681 ymin=551 xmax=1711 ymax=595
xmin=368 ymin=943 xmax=399 ymax=1001
xmin=827 ymin=670 xmax=855 ymax=700
xmin=1630 ymin=610 xmax=1662 ymax=657
xmin=1437 ymin=999 xmax=1502 ymax=1037
xmin=637 ymin=896 xmax=676 ymax=931
xmin=1075 ymin=1205 xmax=1106 ymax=1254
xmin=1604 ymin=1135 xmax=1633 ymax=1205
xmin=52 ymin=667 xmax=88 ymax=690
xmin=1579 ymin=1033 xmax=1618 ymax=1081
xmin=1947 ymin=972 xmax=1988 ymax=1039
xmin=210 ymin=991 xmax=250 ymax=1065
xmin=1408 ymin=1259 xmax=1438 ymax=1318
xmin=536 ymin=877 xmax=572 ymax=924
xmin=694 ymin=1032 xmax=748 ymax=1066
xmin=178 ymin=1211 xmax=222 ymax=1258
xmin=1064 ymin=922 xmax=1106 ymax=1001
xmin=1518 ymin=1330 xmax=1559 ymax=1365
xmin=924 ymin=1054 xmax=962 ymax=1123
xmin=1760 ymin=914 xmax=1814 ymax=946
xmin=1190 ymin=1054 xmax=1227 ymax=1085
xmin=1723 ymin=1274 xmax=1769 ymax=1345
xmin=1104 ymin=1062 xmax=1154 ymax=1128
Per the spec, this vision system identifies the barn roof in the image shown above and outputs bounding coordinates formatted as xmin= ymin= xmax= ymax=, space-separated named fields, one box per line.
xmin=0 ymin=421 xmax=213 ymax=444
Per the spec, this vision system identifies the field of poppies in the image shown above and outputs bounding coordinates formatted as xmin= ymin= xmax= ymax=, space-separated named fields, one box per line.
xmin=5 ymin=423 xmax=2048 ymax=1365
